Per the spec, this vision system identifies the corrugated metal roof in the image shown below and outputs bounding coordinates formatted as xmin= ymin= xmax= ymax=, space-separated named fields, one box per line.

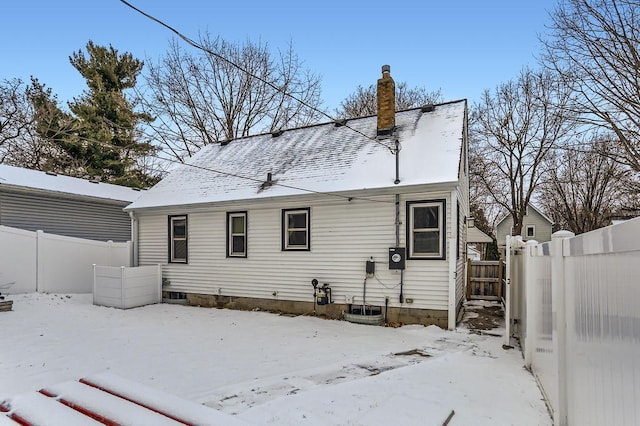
xmin=127 ymin=99 xmax=467 ymax=210
xmin=0 ymin=165 xmax=143 ymax=202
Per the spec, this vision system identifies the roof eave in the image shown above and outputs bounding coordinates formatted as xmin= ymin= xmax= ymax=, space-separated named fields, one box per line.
xmin=125 ymin=180 xmax=462 ymax=212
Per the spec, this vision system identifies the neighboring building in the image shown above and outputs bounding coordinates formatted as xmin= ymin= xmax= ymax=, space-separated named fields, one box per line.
xmin=467 ymin=222 xmax=493 ymax=260
xmin=0 ymin=165 xmax=142 ymax=242
xmin=467 ymin=245 xmax=482 ymax=261
xmin=496 ymin=204 xmax=554 ymax=246
xmin=125 ymin=66 xmax=469 ymax=329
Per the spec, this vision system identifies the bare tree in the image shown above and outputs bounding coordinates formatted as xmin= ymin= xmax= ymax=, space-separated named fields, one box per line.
xmin=541 ymin=0 xmax=640 ymax=172
xmin=0 ymin=78 xmax=32 ymax=162
xmin=540 ymin=135 xmax=633 ymax=234
xmin=140 ymin=35 xmax=324 ymax=162
xmin=337 ymin=81 xmax=442 ymax=118
xmin=470 ymin=68 xmax=576 ymax=236
xmin=0 ymin=78 xmax=61 ymax=169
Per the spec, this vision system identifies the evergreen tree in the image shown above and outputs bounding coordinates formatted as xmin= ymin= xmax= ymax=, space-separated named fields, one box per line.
xmin=47 ymin=41 xmax=158 ymax=188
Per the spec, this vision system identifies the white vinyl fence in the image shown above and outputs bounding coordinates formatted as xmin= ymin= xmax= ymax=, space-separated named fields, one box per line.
xmin=509 ymin=219 xmax=640 ymax=426
xmin=0 ymin=225 xmax=131 ymax=294
xmin=93 ymin=264 xmax=162 ymax=309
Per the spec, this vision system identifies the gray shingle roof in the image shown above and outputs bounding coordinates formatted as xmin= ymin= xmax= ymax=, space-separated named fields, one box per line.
xmin=127 ymin=99 xmax=466 ymax=210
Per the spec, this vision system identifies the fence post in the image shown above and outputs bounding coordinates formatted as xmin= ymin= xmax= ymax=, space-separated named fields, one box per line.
xmin=505 ymin=235 xmax=512 ymax=347
xmin=551 ymin=230 xmax=574 ymax=426
xmin=157 ymin=264 xmax=162 ymax=303
xmin=523 ymin=239 xmax=538 ymax=367
xmin=466 ymin=258 xmax=472 ymax=299
xmin=107 ymin=240 xmax=113 ymax=267
xmin=92 ymin=264 xmax=97 ymax=305
xmin=120 ymin=266 xmax=126 ymax=309
xmin=36 ymin=230 xmax=44 ymax=293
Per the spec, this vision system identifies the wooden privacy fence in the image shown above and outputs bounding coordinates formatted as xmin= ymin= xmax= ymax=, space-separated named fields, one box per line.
xmin=466 ymin=259 xmax=505 ymax=301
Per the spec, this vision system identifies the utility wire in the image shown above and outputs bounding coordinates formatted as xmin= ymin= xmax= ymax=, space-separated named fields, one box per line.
xmin=35 ymin=123 xmax=396 ymax=204
xmin=117 ymin=0 xmax=397 ymax=154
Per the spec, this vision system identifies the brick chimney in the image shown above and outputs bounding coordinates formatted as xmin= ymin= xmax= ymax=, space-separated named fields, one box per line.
xmin=377 ymin=64 xmax=395 ymax=136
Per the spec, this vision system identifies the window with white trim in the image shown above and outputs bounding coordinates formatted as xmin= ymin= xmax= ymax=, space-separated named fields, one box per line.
xmin=169 ymin=215 xmax=187 ymax=263
xmin=407 ymin=200 xmax=445 ymax=259
xmin=526 ymin=224 xmax=535 ymax=238
xmin=282 ymin=208 xmax=310 ymax=251
xmin=227 ymin=211 xmax=247 ymax=257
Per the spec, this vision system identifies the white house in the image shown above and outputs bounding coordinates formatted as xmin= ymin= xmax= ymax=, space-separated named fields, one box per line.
xmin=125 ymin=66 xmax=469 ymax=329
xmin=496 ymin=204 xmax=554 ymax=246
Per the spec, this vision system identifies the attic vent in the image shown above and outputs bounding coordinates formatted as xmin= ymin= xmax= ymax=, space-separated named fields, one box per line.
xmin=89 ymin=179 xmax=100 ymax=184
xmin=45 ymin=171 xmax=57 ymax=176
xmin=132 ymin=187 xmax=141 ymax=191
xmin=220 ymin=140 xmax=230 ymax=146
xmin=271 ymin=130 xmax=284 ymax=138
xmin=421 ymin=104 xmax=436 ymax=113
xmin=334 ymin=119 xmax=348 ymax=127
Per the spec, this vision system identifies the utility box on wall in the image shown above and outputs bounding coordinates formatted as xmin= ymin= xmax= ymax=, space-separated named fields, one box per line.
xmin=388 ymin=247 xmax=406 ymax=270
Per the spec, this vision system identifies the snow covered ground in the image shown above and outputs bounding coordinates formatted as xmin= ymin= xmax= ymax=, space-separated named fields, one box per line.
xmin=0 ymin=294 xmax=551 ymax=425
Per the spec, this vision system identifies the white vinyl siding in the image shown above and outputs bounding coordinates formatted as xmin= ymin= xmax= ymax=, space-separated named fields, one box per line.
xmin=455 ymin=172 xmax=470 ymax=313
xmin=137 ymin=189 xmax=455 ymax=311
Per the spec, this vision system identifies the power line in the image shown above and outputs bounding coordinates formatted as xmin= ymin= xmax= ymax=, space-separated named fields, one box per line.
xmin=32 ymin=123 xmax=396 ymax=204
xmin=117 ymin=0 xmax=396 ymax=154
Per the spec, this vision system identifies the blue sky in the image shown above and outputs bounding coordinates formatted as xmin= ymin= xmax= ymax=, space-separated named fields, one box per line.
xmin=2 ymin=0 xmax=558 ymax=113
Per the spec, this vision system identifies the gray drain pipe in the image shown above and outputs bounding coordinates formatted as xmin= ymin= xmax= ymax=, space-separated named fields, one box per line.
xmin=395 ymin=193 xmax=404 ymax=303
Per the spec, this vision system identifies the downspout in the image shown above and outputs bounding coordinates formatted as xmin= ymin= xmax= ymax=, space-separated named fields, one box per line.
xmin=128 ymin=211 xmax=138 ymax=267
xmin=448 ymin=190 xmax=458 ymax=330
xmin=394 ymin=139 xmax=404 ymax=303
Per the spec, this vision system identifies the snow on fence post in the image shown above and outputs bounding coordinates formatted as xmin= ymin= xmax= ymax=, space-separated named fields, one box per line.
xmin=551 ymin=230 xmax=574 ymax=426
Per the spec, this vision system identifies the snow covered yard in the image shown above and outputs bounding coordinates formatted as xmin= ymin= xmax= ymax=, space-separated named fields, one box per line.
xmin=0 ymin=294 xmax=550 ymax=425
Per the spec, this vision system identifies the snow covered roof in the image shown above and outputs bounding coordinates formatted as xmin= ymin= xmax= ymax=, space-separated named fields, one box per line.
xmin=127 ymin=99 xmax=467 ymax=210
xmin=496 ymin=203 xmax=554 ymax=227
xmin=0 ymin=164 xmax=143 ymax=203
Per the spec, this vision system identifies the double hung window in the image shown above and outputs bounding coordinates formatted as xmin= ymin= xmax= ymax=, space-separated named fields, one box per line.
xmin=407 ymin=200 xmax=445 ymax=259
xmin=227 ymin=212 xmax=247 ymax=257
xmin=169 ymin=215 xmax=188 ymax=263
xmin=282 ymin=208 xmax=310 ymax=250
